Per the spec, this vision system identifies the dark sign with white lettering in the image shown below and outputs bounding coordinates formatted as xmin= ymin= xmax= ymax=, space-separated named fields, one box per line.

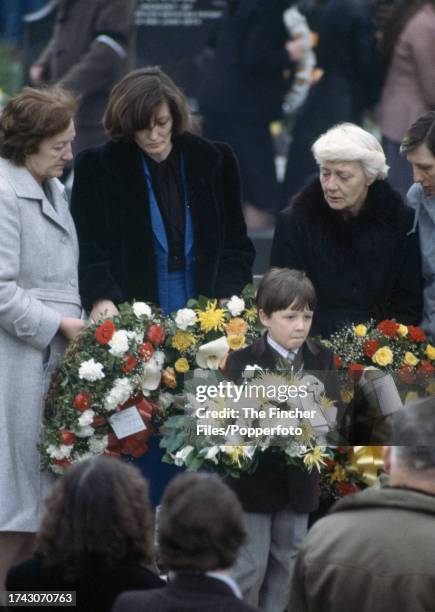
xmin=135 ymin=0 xmax=227 ymax=105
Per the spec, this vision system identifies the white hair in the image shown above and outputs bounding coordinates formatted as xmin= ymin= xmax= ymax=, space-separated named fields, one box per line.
xmin=312 ymin=123 xmax=389 ymax=180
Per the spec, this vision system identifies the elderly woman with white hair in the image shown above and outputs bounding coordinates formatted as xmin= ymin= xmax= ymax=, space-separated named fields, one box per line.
xmin=271 ymin=123 xmax=423 ymax=337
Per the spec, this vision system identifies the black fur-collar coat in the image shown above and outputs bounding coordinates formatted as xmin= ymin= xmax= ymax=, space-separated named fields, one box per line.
xmin=271 ymin=178 xmax=423 ymax=337
xmin=71 ymin=132 xmax=255 ymax=311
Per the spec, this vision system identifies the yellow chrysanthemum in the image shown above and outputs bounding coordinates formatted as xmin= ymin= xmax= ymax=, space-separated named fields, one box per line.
xmin=196 ymin=300 xmax=226 ymax=333
xmin=329 ymin=464 xmax=347 ymax=482
xmin=404 ymin=351 xmax=419 ymax=367
xmin=372 ymin=346 xmax=393 ymax=367
xmin=171 ymin=331 xmax=196 ymax=352
xmin=303 ymin=446 xmax=328 ymax=472
xmin=426 ymin=382 xmax=435 ymax=396
xmin=397 ymin=324 xmax=408 ymax=337
xmin=354 ymin=324 xmax=367 ymax=337
xmin=244 ymin=306 xmax=258 ymax=323
xmin=225 ymin=317 xmax=248 ymax=335
xmin=174 ymin=357 xmax=190 ymax=373
xmin=227 ymin=334 xmax=245 ymax=351
xmin=425 ymin=344 xmax=435 ymax=360
xmin=319 ymin=395 xmax=335 ymax=412
xmin=340 ymin=389 xmax=354 ymax=404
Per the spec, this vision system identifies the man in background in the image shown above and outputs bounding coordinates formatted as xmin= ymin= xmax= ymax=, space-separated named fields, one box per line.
xmin=30 ymin=0 xmax=136 ymax=154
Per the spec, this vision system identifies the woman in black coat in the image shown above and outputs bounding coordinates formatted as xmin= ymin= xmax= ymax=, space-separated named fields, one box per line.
xmin=70 ymin=67 xmax=255 ymax=505
xmin=271 ymin=122 xmax=423 ymax=338
xmin=6 ymin=457 xmax=164 ymax=612
xmin=71 ymin=66 xmax=255 ymax=321
xmin=284 ymin=0 xmax=378 ymax=203
xmin=199 ymin=0 xmax=303 ymax=227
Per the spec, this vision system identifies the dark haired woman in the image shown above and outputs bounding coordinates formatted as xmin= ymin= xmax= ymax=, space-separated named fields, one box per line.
xmin=70 ymin=66 xmax=255 ymax=505
xmin=0 ymin=86 xmax=85 ymax=587
xmin=6 ymin=457 xmax=164 ymax=611
xmin=378 ymin=0 xmax=435 ymax=196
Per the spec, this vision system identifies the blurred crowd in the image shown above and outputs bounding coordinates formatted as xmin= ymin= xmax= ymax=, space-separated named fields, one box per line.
xmin=0 ymin=0 xmax=434 ymax=229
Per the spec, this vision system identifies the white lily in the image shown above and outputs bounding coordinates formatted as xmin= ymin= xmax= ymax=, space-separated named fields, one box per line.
xmin=140 ymin=362 xmax=162 ymax=392
xmin=174 ymin=445 xmax=194 ymax=466
xmin=196 ymin=336 xmax=229 ymax=369
xmin=200 ymin=445 xmax=221 ymax=464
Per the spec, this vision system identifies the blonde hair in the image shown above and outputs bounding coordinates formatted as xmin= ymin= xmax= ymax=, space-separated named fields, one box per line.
xmin=312 ymin=123 xmax=389 ymax=180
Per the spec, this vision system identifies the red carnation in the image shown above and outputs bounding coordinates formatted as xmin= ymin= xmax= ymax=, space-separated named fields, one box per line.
xmin=60 ymin=430 xmax=75 ymax=445
xmin=121 ymin=354 xmax=138 ymax=373
xmin=408 ymin=325 xmax=427 ymax=343
xmin=399 ymin=365 xmax=416 ymax=384
xmin=364 ymin=339 xmax=379 ymax=358
xmin=73 ymin=392 xmax=91 ymax=411
xmin=324 ymin=457 xmax=335 ymax=470
xmin=138 ymin=342 xmax=154 ymax=362
xmin=418 ymin=359 xmax=435 ymax=374
xmin=334 ymin=354 xmax=343 ymax=369
xmin=335 ymin=482 xmax=360 ymax=497
xmin=95 ymin=320 xmax=116 ymax=344
xmin=147 ymin=324 xmax=166 ymax=345
xmin=347 ymin=363 xmax=365 ymax=383
xmin=376 ymin=320 xmax=399 ymax=338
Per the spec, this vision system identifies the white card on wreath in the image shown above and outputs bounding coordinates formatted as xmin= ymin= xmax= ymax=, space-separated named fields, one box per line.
xmin=109 ymin=407 xmax=146 ymax=439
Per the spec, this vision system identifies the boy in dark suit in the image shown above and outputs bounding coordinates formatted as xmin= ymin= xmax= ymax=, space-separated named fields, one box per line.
xmin=224 ymin=268 xmax=341 ymax=612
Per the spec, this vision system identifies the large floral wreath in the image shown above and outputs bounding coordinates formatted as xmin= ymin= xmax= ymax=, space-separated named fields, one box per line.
xmin=41 ymin=287 xmax=263 ymax=474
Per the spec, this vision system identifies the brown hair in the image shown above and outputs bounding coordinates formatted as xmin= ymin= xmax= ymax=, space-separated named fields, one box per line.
xmin=401 ymin=111 xmax=435 ymax=157
xmin=158 ymin=473 xmax=246 ymax=571
xmin=103 ymin=66 xmax=192 ymax=142
xmin=0 ymin=86 xmax=78 ymax=165
xmin=36 ymin=456 xmax=155 ymax=582
xmin=256 ymin=268 xmax=317 ymax=316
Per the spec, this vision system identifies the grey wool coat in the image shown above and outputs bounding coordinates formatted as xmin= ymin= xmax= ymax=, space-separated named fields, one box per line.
xmin=0 ymin=158 xmax=82 ymax=532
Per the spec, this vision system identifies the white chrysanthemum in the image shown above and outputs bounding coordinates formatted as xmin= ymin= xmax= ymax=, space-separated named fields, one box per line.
xmin=175 ymin=308 xmax=197 ymax=330
xmin=227 ymin=296 xmax=245 ymax=316
xmin=109 ymin=330 xmax=130 ymax=357
xmin=47 ymin=444 xmax=72 ymax=460
xmin=104 ymin=378 xmax=134 ymax=412
xmin=173 ymin=445 xmax=194 ymax=466
xmin=78 ymin=358 xmax=105 ymax=381
xmin=74 ymin=425 xmax=95 ymax=438
xmin=127 ymin=330 xmax=144 ymax=344
xmin=78 ymin=409 xmax=95 ymax=427
xmin=132 ymin=302 xmax=152 ymax=318
xmin=88 ymin=435 xmax=109 ymax=454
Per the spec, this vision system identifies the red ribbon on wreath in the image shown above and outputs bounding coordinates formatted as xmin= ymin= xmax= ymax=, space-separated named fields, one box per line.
xmin=106 ymin=396 xmax=157 ymax=458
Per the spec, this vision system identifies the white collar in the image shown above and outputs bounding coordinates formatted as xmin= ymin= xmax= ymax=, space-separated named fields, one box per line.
xmin=266 ymin=333 xmax=299 ymax=360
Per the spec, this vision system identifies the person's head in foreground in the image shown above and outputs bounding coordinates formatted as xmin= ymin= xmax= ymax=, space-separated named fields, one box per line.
xmin=158 ymin=472 xmax=246 ymax=572
xmin=0 ymin=86 xmax=77 ymax=182
xmin=288 ymin=397 xmax=435 ymax=612
xmin=35 ymin=456 xmax=155 ymax=581
xmin=386 ymin=395 xmax=435 ymax=493
xmin=312 ymin=122 xmax=389 ymax=216
xmin=401 ymin=111 xmax=435 ymax=197
xmin=256 ymin=267 xmax=317 ymax=351
xmin=103 ymin=66 xmax=193 ymax=162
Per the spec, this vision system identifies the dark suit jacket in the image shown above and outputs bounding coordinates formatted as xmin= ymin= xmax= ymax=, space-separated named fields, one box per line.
xmin=6 ymin=556 xmax=164 ymax=612
xmin=70 ymin=132 xmax=255 ymax=311
xmin=111 ymin=573 xmax=260 ymax=612
xmin=223 ymin=334 xmax=341 ymax=513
